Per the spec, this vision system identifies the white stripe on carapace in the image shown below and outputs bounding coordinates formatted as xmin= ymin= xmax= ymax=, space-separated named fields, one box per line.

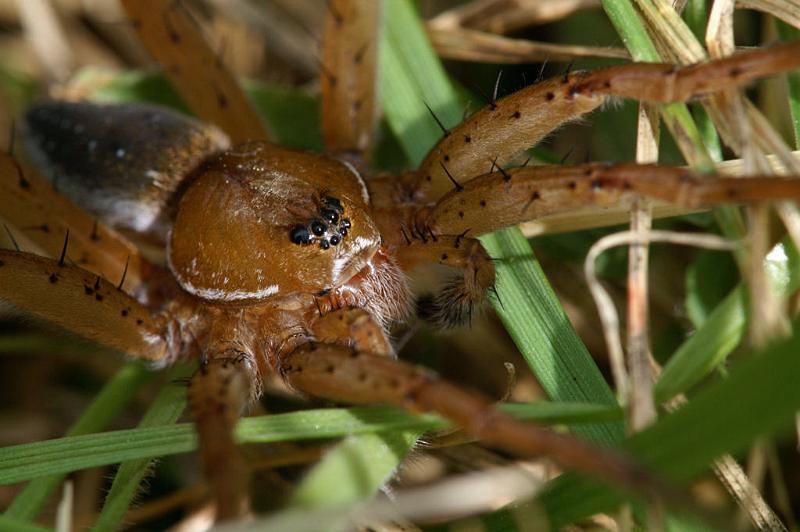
xmin=166 ymin=237 xmax=280 ymax=302
xmin=177 ymin=279 xmax=280 ymax=301
xmin=340 ymin=159 xmax=370 ymax=204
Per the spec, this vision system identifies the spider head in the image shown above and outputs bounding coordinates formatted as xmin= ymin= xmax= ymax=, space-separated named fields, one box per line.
xmin=168 ymin=142 xmax=380 ymax=303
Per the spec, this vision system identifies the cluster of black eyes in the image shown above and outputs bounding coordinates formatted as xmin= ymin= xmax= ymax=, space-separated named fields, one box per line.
xmin=290 ymin=196 xmax=351 ymax=249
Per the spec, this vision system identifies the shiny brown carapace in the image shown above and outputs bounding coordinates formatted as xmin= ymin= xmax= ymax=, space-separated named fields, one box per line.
xmin=4 ymin=0 xmax=800 ymax=525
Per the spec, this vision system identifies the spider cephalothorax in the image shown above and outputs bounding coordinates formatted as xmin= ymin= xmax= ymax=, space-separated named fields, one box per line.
xmin=168 ymin=141 xmax=383 ymax=303
xmin=5 ymin=0 xmax=800 ymax=526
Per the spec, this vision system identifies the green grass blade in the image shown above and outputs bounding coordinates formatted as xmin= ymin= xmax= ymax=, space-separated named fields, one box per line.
xmin=5 ymin=363 xmax=154 ymax=520
xmin=290 ymin=432 xmax=419 ymax=509
xmin=379 ymin=1 xmax=461 ymax=167
xmin=777 ymin=21 xmax=800 ymax=147
xmin=91 ymin=365 xmax=192 ymax=532
xmin=0 ymin=515 xmax=52 ymax=532
xmin=540 ymin=324 xmax=800 ymax=526
xmin=656 ymin=239 xmax=798 ymax=401
xmin=0 ymin=402 xmax=621 ymax=485
xmin=655 ymin=286 xmax=745 ymax=402
xmin=602 ymin=0 xmax=660 ymax=59
xmin=480 ymin=230 xmax=624 ymax=444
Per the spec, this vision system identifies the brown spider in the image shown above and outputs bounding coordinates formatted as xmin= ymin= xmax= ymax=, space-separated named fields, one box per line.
xmin=3 ymin=0 xmax=800 ymax=524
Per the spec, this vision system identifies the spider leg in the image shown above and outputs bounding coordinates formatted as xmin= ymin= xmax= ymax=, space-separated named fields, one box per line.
xmin=0 ymin=250 xmax=180 ymax=364
xmin=418 ymin=162 xmax=800 ymax=237
xmin=119 ymin=0 xmax=270 ymax=143
xmin=311 ymin=308 xmax=393 ymax=356
xmin=395 ymin=236 xmax=495 ymax=328
xmin=0 ymin=152 xmax=154 ymax=292
xmin=320 ymin=0 xmax=380 ymax=170
xmin=189 ymin=350 xmax=255 ymax=521
xmin=278 ymin=342 xmax=682 ymax=508
xmin=415 ymin=40 xmax=800 ymax=200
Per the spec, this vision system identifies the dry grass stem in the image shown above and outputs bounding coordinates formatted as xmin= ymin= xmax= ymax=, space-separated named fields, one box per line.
xmin=203 ymin=0 xmax=321 ymax=79
xmin=219 ymin=466 xmax=547 ymax=531
xmin=428 ymin=27 xmax=628 ymax=63
xmin=585 ymin=231 xmax=737 ymax=403
xmin=55 ymin=480 xmax=74 ymax=532
xmin=626 ymin=104 xmax=659 ymax=432
xmin=737 ymin=0 xmax=800 ymax=29
xmin=428 ymin=0 xmax=600 ymax=35
xmin=715 ymin=453 xmax=788 ymax=531
xmin=14 ymin=0 xmax=74 ymax=83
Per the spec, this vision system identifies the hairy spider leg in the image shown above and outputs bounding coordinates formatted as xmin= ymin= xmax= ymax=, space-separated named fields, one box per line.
xmin=420 ymin=163 xmax=800 ymax=238
xmin=278 ymin=341 xmax=699 ymax=514
xmin=321 ymin=0 xmax=380 ymax=170
xmin=0 ymin=250 xmax=180 ymax=364
xmin=189 ymin=351 xmax=255 ymax=521
xmin=413 ymin=40 xmax=800 ymax=201
xmin=0 ymin=151 xmax=153 ymax=293
xmin=120 ymin=0 xmax=270 ymax=143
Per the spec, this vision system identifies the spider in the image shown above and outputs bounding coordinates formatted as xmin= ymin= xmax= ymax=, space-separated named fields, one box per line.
xmin=3 ymin=0 xmax=800 ymax=526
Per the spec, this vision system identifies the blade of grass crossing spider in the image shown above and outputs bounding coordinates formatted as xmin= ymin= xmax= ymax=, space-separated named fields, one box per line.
xmin=240 ymin=9 xmax=446 ymax=507
xmin=379 ymin=0 xmax=462 ymax=165
xmin=91 ymin=364 xmax=192 ymax=532
xmin=540 ymin=324 xmax=800 ymax=527
xmin=382 ymin=0 xmax=624 ymax=445
xmin=290 ymin=432 xmax=419 ymax=509
xmin=4 ymin=363 xmax=154 ymax=520
xmin=289 ymin=402 xmax=625 ymax=510
xmin=0 ymin=403 xmax=621 ymax=485
xmin=480 ymin=229 xmax=624 ymax=444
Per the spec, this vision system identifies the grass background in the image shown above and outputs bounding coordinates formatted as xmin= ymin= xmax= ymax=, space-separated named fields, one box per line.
xmin=1 ymin=0 xmax=800 ymax=530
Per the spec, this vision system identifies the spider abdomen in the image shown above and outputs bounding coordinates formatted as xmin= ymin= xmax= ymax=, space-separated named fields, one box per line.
xmin=22 ymin=101 xmax=229 ymax=240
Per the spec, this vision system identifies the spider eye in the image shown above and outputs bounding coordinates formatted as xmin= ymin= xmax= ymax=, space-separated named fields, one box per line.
xmin=319 ymin=239 xmax=330 ymax=250
xmin=323 ymin=196 xmax=343 ymax=213
xmin=341 ymin=218 xmax=351 ymax=229
xmin=321 ymin=208 xmax=339 ymax=224
xmin=290 ymin=224 xmax=312 ymax=245
xmin=329 ymin=234 xmax=341 ymax=245
xmin=310 ymin=219 xmax=327 ymax=236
